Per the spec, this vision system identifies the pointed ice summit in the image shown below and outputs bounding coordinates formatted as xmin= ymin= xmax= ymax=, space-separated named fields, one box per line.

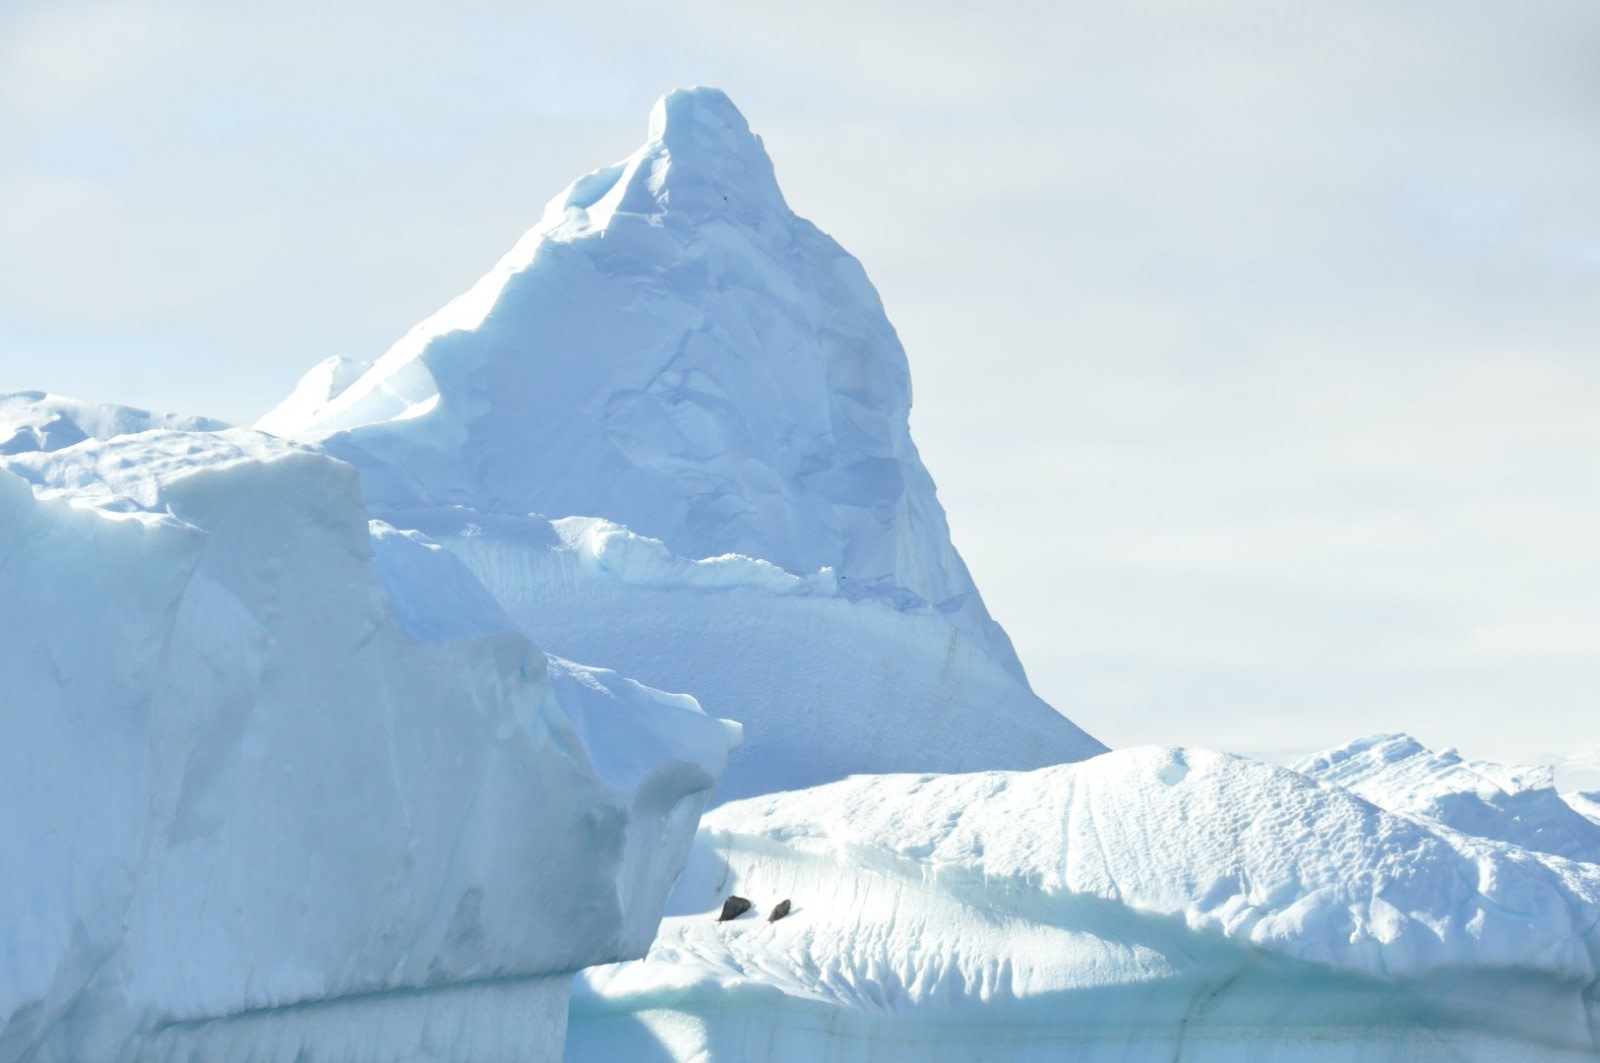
xmin=263 ymin=87 xmax=1102 ymax=797
xmin=261 ymin=86 xmax=1006 ymax=663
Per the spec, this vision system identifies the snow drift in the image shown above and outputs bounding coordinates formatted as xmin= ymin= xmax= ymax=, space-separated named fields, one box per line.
xmin=0 ymin=401 xmax=738 ymax=1060
xmin=260 ymin=86 xmax=1102 ymax=799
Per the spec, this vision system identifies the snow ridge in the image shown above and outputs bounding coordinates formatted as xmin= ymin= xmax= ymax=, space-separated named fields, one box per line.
xmin=1297 ymin=733 xmax=1600 ymax=862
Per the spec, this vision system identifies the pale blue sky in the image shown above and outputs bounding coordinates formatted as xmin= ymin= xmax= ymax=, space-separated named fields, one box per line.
xmin=3 ymin=1 xmax=1598 ymax=776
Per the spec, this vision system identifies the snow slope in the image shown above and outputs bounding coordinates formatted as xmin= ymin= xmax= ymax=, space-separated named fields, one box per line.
xmin=260 ymin=87 xmax=1102 ymax=798
xmin=0 ymin=399 xmax=738 ymax=1061
xmin=569 ymin=748 xmax=1600 ymax=1060
xmin=1296 ymin=733 xmax=1600 ymax=862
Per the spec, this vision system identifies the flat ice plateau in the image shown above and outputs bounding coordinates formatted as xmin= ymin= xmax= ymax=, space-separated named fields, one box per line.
xmin=3 ymin=87 xmax=1596 ymax=1061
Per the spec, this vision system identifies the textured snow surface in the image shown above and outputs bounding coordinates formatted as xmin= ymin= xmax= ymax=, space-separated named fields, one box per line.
xmin=0 ymin=391 xmax=228 ymax=455
xmin=0 ymin=407 xmax=737 ymax=1061
xmin=570 ymin=748 xmax=1600 ymax=1059
xmin=261 ymin=87 xmax=1103 ymax=798
xmin=1297 ymin=733 xmax=1600 ymax=862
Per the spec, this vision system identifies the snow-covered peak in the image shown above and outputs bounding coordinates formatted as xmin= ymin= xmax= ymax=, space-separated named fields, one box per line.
xmin=1296 ymin=732 xmax=1600 ymax=862
xmin=259 ymin=87 xmax=1026 ymax=674
xmin=648 ymin=85 xmax=753 ymax=150
xmin=640 ymin=86 xmax=786 ymax=220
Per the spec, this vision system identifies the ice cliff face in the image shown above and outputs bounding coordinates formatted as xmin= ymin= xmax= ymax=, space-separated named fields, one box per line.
xmin=261 ymin=86 xmax=1102 ymax=799
xmin=0 ymin=400 xmax=738 ymax=1061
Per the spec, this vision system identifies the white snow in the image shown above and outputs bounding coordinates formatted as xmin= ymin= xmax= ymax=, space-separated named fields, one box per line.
xmin=0 ymin=410 xmax=737 ymax=1060
xmin=0 ymin=390 xmax=228 ymax=455
xmin=570 ymin=748 xmax=1600 ymax=1059
xmin=1296 ymin=733 xmax=1600 ymax=861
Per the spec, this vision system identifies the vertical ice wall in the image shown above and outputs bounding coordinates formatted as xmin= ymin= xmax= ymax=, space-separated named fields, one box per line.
xmin=0 ymin=408 xmax=738 ymax=1060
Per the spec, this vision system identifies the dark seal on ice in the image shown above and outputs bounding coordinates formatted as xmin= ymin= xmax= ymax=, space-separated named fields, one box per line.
xmin=718 ymin=895 xmax=752 ymax=921
xmin=768 ymin=899 xmax=791 ymax=922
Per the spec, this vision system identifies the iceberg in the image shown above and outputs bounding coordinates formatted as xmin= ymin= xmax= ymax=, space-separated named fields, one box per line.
xmin=7 ymin=82 xmax=1592 ymax=1061
xmin=261 ymin=86 xmax=1102 ymax=800
xmin=0 ymin=403 xmax=737 ymax=1060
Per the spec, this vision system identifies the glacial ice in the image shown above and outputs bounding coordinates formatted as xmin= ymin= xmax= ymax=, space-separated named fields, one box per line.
xmin=0 ymin=412 xmax=737 ymax=1060
xmin=367 ymin=507 xmax=1098 ymax=800
xmin=261 ymin=86 xmax=1103 ymax=799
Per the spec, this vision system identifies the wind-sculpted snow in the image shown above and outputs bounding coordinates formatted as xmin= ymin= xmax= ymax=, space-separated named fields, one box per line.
xmin=569 ymin=748 xmax=1600 ymax=1060
xmin=1297 ymin=733 xmax=1600 ymax=862
xmin=259 ymin=87 xmax=1103 ymax=795
xmin=0 ymin=412 xmax=738 ymax=1061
